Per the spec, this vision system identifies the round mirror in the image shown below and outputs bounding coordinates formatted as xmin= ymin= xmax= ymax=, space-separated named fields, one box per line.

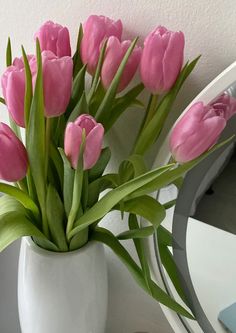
xmin=149 ymin=61 xmax=236 ymax=333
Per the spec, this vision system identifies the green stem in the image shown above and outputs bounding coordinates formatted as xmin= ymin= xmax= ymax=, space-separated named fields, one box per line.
xmin=66 ymin=167 xmax=84 ymax=239
xmin=9 ymin=115 xmax=22 ymax=141
xmin=45 ymin=118 xmax=51 ymax=180
xmin=143 ymin=94 xmax=159 ymax=128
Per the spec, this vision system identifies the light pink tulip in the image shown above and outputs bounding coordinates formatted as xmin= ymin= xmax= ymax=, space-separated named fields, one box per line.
xmin=140 ymin=26 xmax=185 ymax=94
xmin=41 ymin=51 xmax=73 ymax=117
xmin=170 ymin=101 xmax=228 ymax=163
xmin=1 ymin=51 xmax=73 ymax=126
xmin=34 ymin=21 xmax=71 ymax=57
xmin=0 ymin=123 xmax=28 ymax=182
xmin=81 ymin=15 xmax=123 ymax=75
xmin=64 ymin=114 xmax=104 ymax=170
xmin=1 ymin=60 xmax=26 ymax=127
xmin=101 ymin=36 xmax=142 ymax=92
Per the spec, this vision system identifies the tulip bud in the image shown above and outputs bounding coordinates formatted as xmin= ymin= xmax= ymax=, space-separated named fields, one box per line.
xmin=81 ymin=15 xmax=123 ymax=75
xmin=64 ymin=115 xmax=104 ymax=170
xmin=34 ymin=21 xmax=71 ymax=57
xmin=1 ymin=60 xmax=26 ymax=127
xmin=209 ymin=93 xmax=236 ymax=121
xmin=41 ymin=51 xmax=73 ymax=117
xmin=140 ymin=26 xmax=185 ymax=94
xmin=170 ymin=101 xmax=228 ymax=163
xmin=0 ymin=123 xmax=28 ymax=182
xmin=101 ymin=36 xmax=142 ymax=92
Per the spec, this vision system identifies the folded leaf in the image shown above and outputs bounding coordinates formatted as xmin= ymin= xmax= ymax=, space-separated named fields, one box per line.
xmin=72 ymin=24 xmax=83 ymax=78
xmin=69 ymin=164 xmax=173 ymax=239
xmin=91 ymin=227 xmax=194 ymax=319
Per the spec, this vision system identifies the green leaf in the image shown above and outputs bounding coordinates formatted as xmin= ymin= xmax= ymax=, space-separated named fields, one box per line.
xmin=6 ymin=37 xmax=12 ymax=66
xmin=158 ymin=243 xmax=188 ymax=305
xmin=131 ymin=136 xmax=233 ymax=198
xmin=87 ymin=40 xmax=108 ymax=104
xmin=58 ymin=148 xmax=75 ymax=217
xmin=128 ymin=214 xmax=152 ymax=293
xmin=91 ymin=227 xmax=194 ymax=319
xmin=163 ymin=199 xmax=176 ymax=210
xmin=0 ymin=97 xmax=6 ymax=105
xmin=118 ymin=154 xmax=147 ymax=184
xmin=88 ymin=147 xmax=111 ymax=181
xmin=49 ymin=143 xmax=63 ymax=190
xmin=67 ymin=92 xmax=89 ymax=123
xmin=134 ymin=56 xmax=201 ymax=155
xmin=46 ymin=184 xmax=68 ymax=252
xmin=66 ymin=64 xmax=87 ymax=115
xmin=69 ymin=164 xmax=173 ymax=239
xmin=116 ymin=195 xmax=166 ymax=239
xmin=157 ymin=226 xmax=172 ymax=246
xmin=103 ymin=83 xmax=144 ymax=132
xmin=73 ymin=24 xmax=84 ymax=78
xmin=22 ymin=46 xmax=33 ymax=128
xmin=96 ymin=38 xmax=139 ymax=123
xmin=87 ymin=173 xmax=118 ymax=208
xmin=0 ymin=183 xmax=39 ymax=219
xmin=0 ymin=195 xmax=46 ymax=252
xmin=27 ymin=39 xmax=47 ymax=236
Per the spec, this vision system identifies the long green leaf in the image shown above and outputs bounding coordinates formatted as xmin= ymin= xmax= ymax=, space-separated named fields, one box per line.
xmin=73 ymin=24 xmax=84 ymax=78
xmin=46 ymin=184 xmax=68 ymax=251
xmin=22 ymin=46 xmax=33 ymax=128
xmin=128 ymin=214 xmax=152 ymax=293
xmin=0 ymin=183 xmax=39 ymax=219
xmin=58 ymin=148 xmax=75 ymax=217
xmin=27 ymin=39 xmax=47 ymax=235
xmin=134 ymin=56 xmax=201 ymax=155
xmin=69 ymin=164 xmax=173 ymax=239
xmin=6 ymin=37 xmax=12 ymax=66
xmin=131 ymin=136 xmax=233 ymax=198
xmin=88 ymin=147 xmax=111 ymax=181
xmin=103 ymin=83 xmax=144 ymax=132
xmin=67 ymin=92 xmax=89 ymax=123
xmin=66 ymin=64 xmax=87 ymax=115
xmin=91 ymin=227 xmax=194 ymax=319
xmin=96 ymin=38 xmax=139 ymax=123
xmin=116 ymin=195 xmax=166 ymax=240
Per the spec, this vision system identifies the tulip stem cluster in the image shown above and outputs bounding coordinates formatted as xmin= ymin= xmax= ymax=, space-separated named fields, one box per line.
xmin=0 ymin=16 xmax=231 ymax=320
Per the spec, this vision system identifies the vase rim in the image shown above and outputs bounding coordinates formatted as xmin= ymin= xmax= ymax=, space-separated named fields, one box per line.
xmin=22 ymin=236 xmax=100 ymax=258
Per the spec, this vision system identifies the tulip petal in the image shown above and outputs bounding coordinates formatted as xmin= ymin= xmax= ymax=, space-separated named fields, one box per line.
xmin=64 ymin=123 xmax=83 ymax=169
xmin=84 ymin=124 xmax=104 ymax=170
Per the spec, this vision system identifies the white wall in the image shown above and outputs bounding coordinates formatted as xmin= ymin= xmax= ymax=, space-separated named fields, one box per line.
xmin=0 ymin=1 xmax=236 ymax=332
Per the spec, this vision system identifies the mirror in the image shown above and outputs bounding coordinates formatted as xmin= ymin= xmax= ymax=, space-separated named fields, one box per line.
xmin=151 ymin=62 xmax=236 ymax=333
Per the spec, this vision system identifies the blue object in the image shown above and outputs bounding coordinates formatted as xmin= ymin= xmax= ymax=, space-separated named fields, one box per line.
xmin=218 ymin=303 xmax=236 ymax=333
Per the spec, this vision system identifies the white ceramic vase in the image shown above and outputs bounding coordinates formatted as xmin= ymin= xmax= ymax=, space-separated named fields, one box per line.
xmin=18 ymin=237 xmax=108 ymax=333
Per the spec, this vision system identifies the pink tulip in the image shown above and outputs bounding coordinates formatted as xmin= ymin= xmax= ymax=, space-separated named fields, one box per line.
xmin=140 ymin=26 xmax=185 ymax=94
xmin=41 ymin=51 xmax=73 ymax=117
xmin=209 ymin=93 xmax=236 ymax=121
xmin=0 ymin=123 xmax=28 ymax=182
xmin=64 ymin=114 xmax=104 ymax=170
xmin=1 ymin=60 xmax=26 ymax=127
xmin=170 ymin=101 xmax=228 ymax=163
xmin=34 ymin=21 xmax=71 ymax=57
xmin=1 ymin=51 xmax=73 ymax=126
xmin=101 ymin=36 xmax=142 ymax=92
xmin=81 ymin=15 xmax=123 ymax=75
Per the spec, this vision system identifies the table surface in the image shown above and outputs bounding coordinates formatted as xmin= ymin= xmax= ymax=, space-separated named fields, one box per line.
xmin=158 ymin=185 xmax=236 ymax=333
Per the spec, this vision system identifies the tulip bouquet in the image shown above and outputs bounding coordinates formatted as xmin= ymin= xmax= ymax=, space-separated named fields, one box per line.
xmin=0 ymin=16 xmax=233 ymax=319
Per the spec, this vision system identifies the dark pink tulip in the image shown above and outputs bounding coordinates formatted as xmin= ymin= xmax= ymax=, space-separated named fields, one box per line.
xmin=140 ymin=26 xmax=185 ymax=94
xmin=34 ymin=21 xmax=71 ymax=57
xmin=64 ymin=114 xmax=104 ymax=170
xmin=101 ymin=36 xmax=142 ymax=92
xmin=169 ymin=101 xmax=228 ymax=163
xmin=81 ymin=15 xmax=123 ymax=75
xmin=0 ymin=123 xmax=28 ymax=182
